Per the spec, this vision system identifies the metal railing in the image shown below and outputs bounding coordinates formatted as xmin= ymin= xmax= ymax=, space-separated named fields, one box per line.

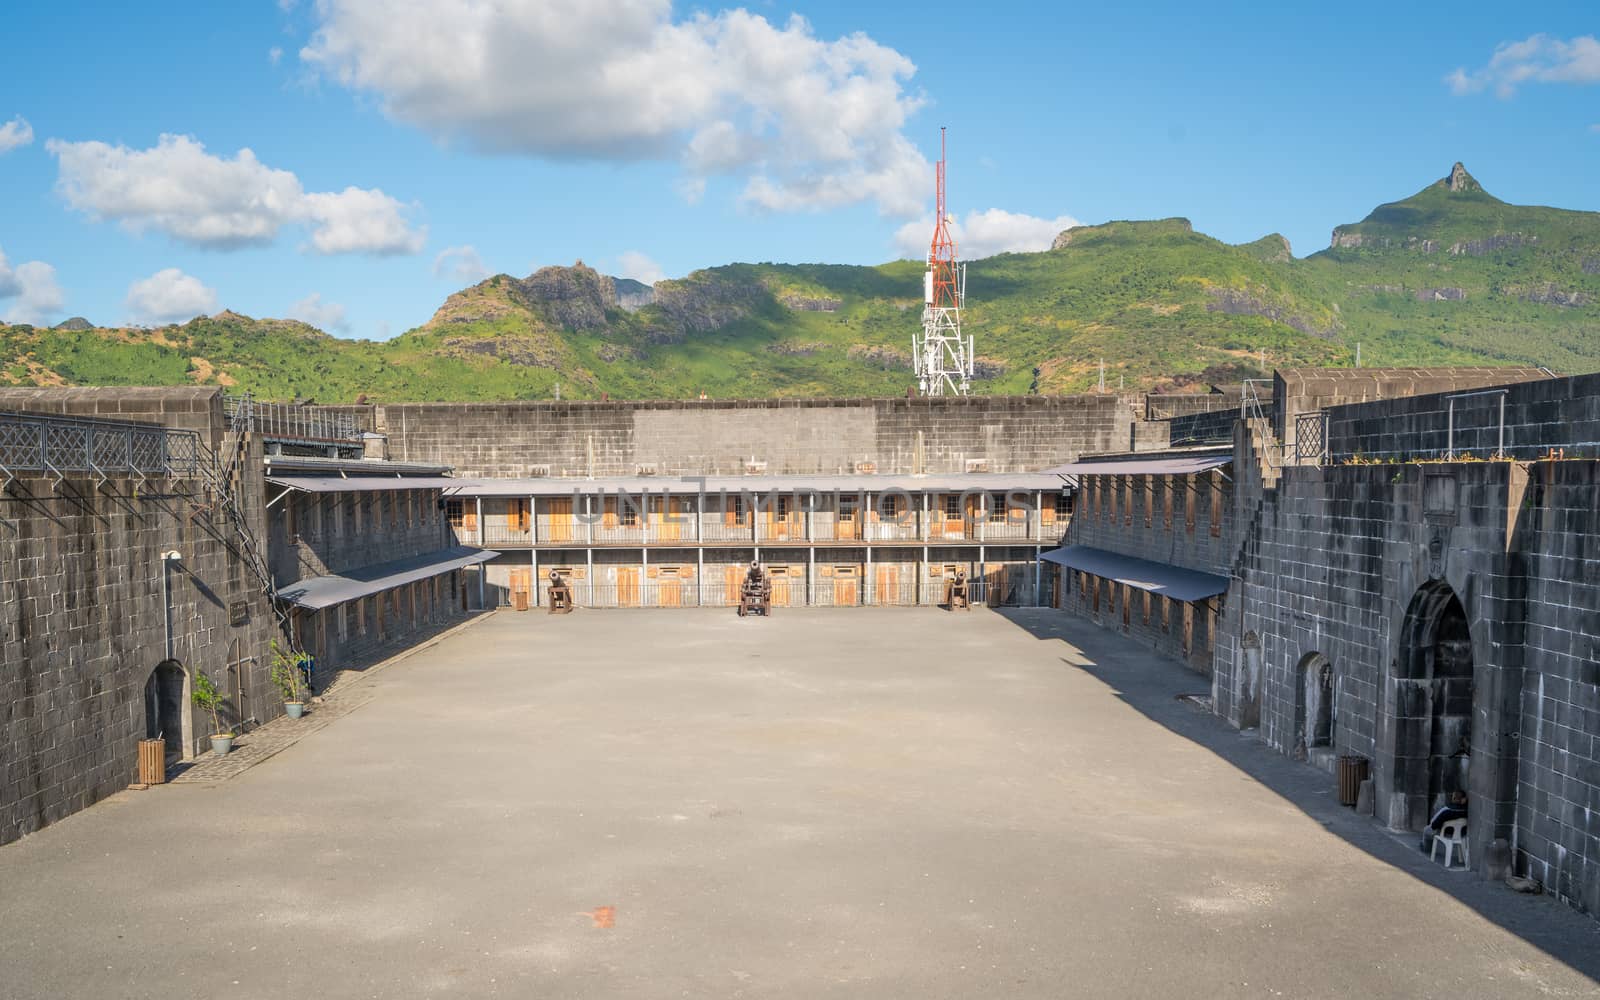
xmin=494 ymin=566 xmax=1050 ymax=610
xmin=0 ymin=410 xmax=203 ymax=480
xmin=454 ymin=504 xmax=1061 ymax=547
xmin=225 ymin=392 xmax=361 ymax=443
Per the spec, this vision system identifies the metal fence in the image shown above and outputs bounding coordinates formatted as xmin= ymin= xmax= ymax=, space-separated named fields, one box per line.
xmin=225 ymin=393 xmax=361 ymax=443
xmin=509 ymin=571 xmax=1046 ymax=609
xmin=0 ymin=411 xmax=203 ymax=478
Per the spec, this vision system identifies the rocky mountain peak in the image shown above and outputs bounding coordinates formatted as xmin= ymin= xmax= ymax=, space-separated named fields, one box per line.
xmin=1442 ymin=162 xmax=1482 ymax=194
xmin=520 ymin=262 xmax=616 ymax=332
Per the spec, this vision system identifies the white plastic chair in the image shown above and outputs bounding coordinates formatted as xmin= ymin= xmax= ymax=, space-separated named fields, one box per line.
xmin=1431 ymin=817 xmax=1469 ymax=869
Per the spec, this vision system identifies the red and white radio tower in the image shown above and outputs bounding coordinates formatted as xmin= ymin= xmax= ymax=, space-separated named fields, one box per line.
xmin=913 ymin=127 xmax=972 ymax=396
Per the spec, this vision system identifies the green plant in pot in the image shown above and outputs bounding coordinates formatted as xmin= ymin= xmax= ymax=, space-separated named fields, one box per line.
xmin=191 ymin=669 xmax=234 ymax=755
xmin=270 ymin=640 xmax=310 ymax=720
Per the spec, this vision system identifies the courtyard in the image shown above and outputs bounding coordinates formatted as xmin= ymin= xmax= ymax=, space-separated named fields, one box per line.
xmin=2 ymin=608 xmax=1598 ymax=998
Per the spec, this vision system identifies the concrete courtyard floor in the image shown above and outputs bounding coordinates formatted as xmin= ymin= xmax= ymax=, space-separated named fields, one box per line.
xmin=4 ymin=609 xmax=1600 ymax=999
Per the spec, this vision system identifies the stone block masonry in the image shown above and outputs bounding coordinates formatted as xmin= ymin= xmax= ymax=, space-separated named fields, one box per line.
xmin=0 ymin=469 xmax=277 ymax=845
xmin=343 ymin=395 xmax=1141 ymax=478
xmin=1218 ymin=449 xmax=1600 ymax=916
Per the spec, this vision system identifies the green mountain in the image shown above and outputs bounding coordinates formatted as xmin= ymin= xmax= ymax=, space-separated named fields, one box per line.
xmin=2 ymin=163 xmax=1594 ymax=402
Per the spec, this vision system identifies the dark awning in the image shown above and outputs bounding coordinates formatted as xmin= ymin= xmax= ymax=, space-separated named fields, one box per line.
xmin=266 ymin=475 xmax=468 ymax=493
xmin=1041 ymin=454 xmax=1232 ymax=477
xmin=1039 ymin=545 xmax=1229 ymax=602
xmin=276 ymin=546 xmax=498 ymax=610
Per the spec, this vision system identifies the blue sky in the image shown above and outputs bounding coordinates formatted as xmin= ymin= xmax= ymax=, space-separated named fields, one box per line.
xmin=1 ymin=1 xmax=1597 ymax=339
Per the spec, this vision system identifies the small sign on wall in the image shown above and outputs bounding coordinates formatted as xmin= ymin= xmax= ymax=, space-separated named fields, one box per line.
xmin=229 ymin=600 xmax=250 ymax=627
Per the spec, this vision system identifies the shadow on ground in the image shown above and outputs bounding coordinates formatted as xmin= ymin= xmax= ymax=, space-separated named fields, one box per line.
xmin=996 ymin=606 xmax=1600 ymax=984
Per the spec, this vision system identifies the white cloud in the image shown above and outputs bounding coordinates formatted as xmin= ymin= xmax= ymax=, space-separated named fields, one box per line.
xmin=893 ymin=208 xmax=1082 ymax=260
xmin=0 ymin=116 xmax=33 ymax=154
xmin=0 ymin=246 xmax=65 ymax=324
xmin=288 ymin=292 xmax=348 ymax=332
xmin=615 ymin=250 xmax=666 ymax=285
xmin=125 ymin=268 xmax=218 ymax=324
xmin=47 ymin=133 xmax=425 ymax=254
xmin=1447 ymin=34 xmax=1600 ymax=97
xmin=269 ymin=46 xmax=284 ymax=65
xmin=432 ymin=244 xmax=490 ymax=284
xmin=301 ymin=0 xmax=930 ymax=216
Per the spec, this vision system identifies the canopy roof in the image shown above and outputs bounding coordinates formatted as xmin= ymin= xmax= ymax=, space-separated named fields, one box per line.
xmin=266 ymin=475 xmax=467 ymax=493
xmin=277 ymin=546 xmax=497 ymax=610
xmin=1041 ymin=453 xmax=1232 ymax=478
xmin=1039 ymin=545 xmax=1229 ymax=602
xmin=448 ymin=472 xmax=1068 ymax=498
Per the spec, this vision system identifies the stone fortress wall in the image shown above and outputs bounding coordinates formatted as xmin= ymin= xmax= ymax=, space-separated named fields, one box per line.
xmin=326 ymin=394 xmax=1163 ymax=478
xmin=0 ymin=388 xmax=278 ymax=845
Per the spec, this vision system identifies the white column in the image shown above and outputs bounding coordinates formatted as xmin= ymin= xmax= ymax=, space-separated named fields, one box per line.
xmin=922 ymin=545 xmax=931 ymax=606
xmin=1034 ymin=545 xmax=1042 ymax=607
xmin=641 ymin=546 xmax=648 ymax=608
xmin=586 ymin=546 xmax=594 ymax=607
xmin=808 ymin=545 xmax=815 ymax=606
xmin=864 ymin=490 xmax=872 ymax=606
xmin=697 ymin=546 xmax=704 ymax=606
xmin=864 ymin=515 xmax=873 ymax=607
xmin=475 ymin=496 xmax=485 ymax=608
xmin=586 ymin=494 xmax=595 ymax=545
xmin=979 ymin=544 xmax=985 ymax=605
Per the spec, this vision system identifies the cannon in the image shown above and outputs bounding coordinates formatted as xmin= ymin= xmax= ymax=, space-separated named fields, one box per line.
xmin=947 ymin=567 xmax=971 ymax=611
xmin=547 ymin=569 xmax=574 ymax=614
xmin=736 ymin=561 xmax=772 ymax=617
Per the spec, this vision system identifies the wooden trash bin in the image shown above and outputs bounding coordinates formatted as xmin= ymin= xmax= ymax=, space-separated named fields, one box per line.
xmin=137 ymin=739 xmax=167 ymax=785
xmin=512 ymin=589 xmax=530 ymax=612
xmin=1336 ymin=754 xmax=1368 ymax=807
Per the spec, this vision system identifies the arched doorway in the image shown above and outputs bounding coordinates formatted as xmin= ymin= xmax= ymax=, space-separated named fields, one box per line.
xmin=1238 ymin=631 xmax=1262 ymax=730
xmin=1393 ymin=583 xmax=1474 ymax=830
xmin=143 ymin=660 xmax=186 ymax=763
xmin=1295 ymin=652 xmax=1334 ymax=754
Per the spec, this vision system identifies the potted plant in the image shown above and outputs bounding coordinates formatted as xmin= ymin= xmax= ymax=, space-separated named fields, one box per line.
xmin=270 ymin=640 xmax=310 ymax=719
xmin=191 ymin=669 xmax=233 ymax=755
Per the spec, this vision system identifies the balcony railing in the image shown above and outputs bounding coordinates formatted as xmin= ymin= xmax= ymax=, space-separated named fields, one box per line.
xmin=0 ymin=411 xmax=203 ymax=480
xmin=226 ymin=392 xmax=361 ymax=443
xmin=452 ymin=506 xmax=1062 ymax=547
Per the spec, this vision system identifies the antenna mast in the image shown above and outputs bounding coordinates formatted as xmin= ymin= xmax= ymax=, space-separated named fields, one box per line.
xmin=913 ymin=128 xmax=972 ymax=396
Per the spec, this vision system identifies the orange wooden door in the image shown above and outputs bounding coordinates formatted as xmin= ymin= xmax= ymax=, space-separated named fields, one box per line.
xmin=655 ymin=569 xmax=683 ymax=608
xmin=833 ymin=566 xmax=859 ymax=605
xmin=508 ymin=568 xmax=531 ymax=610
xmin=617 ymin=567 xmax=641 ymax=607
xmin=835 ymin=502 xmax=860 ymax=541
xmin=985 ymin=562 xmax=1005 ymax=607
xmin=724 ymin=564 xmax=745 ymax=604
xmin=875 ymin=564 xmax=901 ymax=605
xmin=649 ymin=496 xmax=680 ymax=541
xmin=546 ymin=497 xmax=574 ymax=542
xmin=965 ymin=495 xmax=984 ymax=540
xmin=769 ymin=500 xmax=795 ymax=540
xmin=768 ymin=566 xmax=792 ymax=606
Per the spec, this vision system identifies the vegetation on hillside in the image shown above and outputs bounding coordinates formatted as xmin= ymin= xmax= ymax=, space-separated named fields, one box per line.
xmin=1 ymin=163 xmax=1594 ymax=401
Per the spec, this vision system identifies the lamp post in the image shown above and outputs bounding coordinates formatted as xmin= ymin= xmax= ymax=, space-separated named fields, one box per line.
xmin=161 ymin=550 xmax=182 ymax=661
